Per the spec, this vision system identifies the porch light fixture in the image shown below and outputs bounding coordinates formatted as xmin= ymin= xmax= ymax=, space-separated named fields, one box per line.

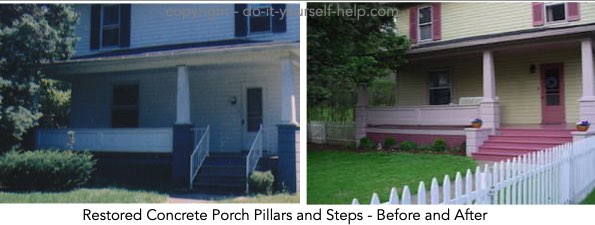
xmin=229 ymin=96 xmax=237 ymax=105
xmin=530 ymin=64 xmax=536 ymax=74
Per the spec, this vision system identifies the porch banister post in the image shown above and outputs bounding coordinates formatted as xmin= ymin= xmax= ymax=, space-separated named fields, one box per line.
xmin=482 ymin=51 xmax=496 ymax=102
xmin=281 ymin=57 xmax=297 ymax=125
xmin=176 ymin=65 xmax=191 ymax=125
xmin=580 ymin=39 xmax=595 ymax=101
xmin=355 ymin=86 xmax=368 ymax=146
xmin=481 ymin=50 xmax=500 ymax=131
xmin=579 ymin=38 xmax=595 ymax=132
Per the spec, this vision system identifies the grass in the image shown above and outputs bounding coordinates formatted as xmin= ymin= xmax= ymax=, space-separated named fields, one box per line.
xmin=217 ymin=193 xmax=299 ymax=203
xmin=0 ymin=188 xmax=167 ymax=203
xmin=580 ymin=189 xmax=595 ymax=204
xmin=307 ymin=150 xmax=477 ymax=204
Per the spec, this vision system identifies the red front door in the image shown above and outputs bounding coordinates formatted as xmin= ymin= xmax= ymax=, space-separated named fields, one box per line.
xmin=540 ymin=63 xmax=565 ymax=125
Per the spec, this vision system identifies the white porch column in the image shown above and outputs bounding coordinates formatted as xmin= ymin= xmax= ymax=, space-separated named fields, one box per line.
xmin=355 ymin=86 xmax=368 ymax=146
xmin=579 ymin=38 xmax=595 ymax=132
xmin=176 ymin=65 xmax=191 ymax=125
xmin=281 ymin=57 xmax=297 ymax=125
xmin=480 ymin=51 xmax=500 ymax=131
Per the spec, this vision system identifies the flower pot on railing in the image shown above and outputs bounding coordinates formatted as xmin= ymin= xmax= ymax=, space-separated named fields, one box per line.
xmin=470 ymin=118 xmax=482 ymax=128
xmin=576 ymin=120 xmax=590 ymax=132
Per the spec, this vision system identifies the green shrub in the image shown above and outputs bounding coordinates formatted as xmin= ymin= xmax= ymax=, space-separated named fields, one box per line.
xmin=0 ymin=150 xmax=96 ymax=191
xmin=418 ymin=144 xmax=432 ymax=152
xmin=382 ymin=137 xmax=397 ymax=149
xmin=451 ymin=147 xmax=463 ymax=154
xmin=359 ymin=137 xmax=375 ymax=150
xmin=249 ymin=170 xmax=275 ymax=195
xmin=432 ymin=139 xmax=449 ymax=152
xmin=399 ymin=141 xmax=417 ymax=151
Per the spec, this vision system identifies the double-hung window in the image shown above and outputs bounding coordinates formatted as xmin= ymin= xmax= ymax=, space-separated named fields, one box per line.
xmin=248 ymin=4 xmax=272 ymax=33
xmin=101 ymin=5 xmax=121 ymax=47
xmin=545 ymin=2 xmax=567 ymax=23
xmin=418 ymin=6 xmax=433 ymax=41
xmin=428 ymin=70 xmax=451 ymax=105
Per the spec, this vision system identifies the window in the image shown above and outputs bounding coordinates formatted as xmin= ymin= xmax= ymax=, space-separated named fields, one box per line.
xmin=545 ymin=2 xmax=566 ymax=23
xmin=246 ymin=88 xmax=263 ymax=132
xmin=101 ymin=5 xmax=120 ymax=47
xmin=418 ymin=6 xmax=433 ymax=41
xmin=248 ymin=4 xmax=272 ymax=33
xmin=112 ymin=84 xmax=139 ymax=128
xmin=428 ymin=71 xmax=451 ymax=105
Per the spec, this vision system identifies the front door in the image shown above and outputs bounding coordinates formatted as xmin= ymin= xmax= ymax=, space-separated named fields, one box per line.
xmin=541 ymin=63 xmax=565 ymax=125
xmin=241 ymin=81 xmax=265 ymax=151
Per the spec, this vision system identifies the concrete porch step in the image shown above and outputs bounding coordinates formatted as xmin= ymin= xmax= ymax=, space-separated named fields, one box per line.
xmin=192 ymin=152 xmax=248 ymax=194
xmin=480 ymin=142 xmax=559 ymax=150
xmin=497 ymin=129 xmax=573 ymax=137
xmin=488 ymin=135 xmax=572 ymax=142
xmin=483 ymin=139 xmax=569 ymax=145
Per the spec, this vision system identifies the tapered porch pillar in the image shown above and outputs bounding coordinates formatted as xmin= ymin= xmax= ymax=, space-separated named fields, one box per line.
xmin=172 ymin=65 xmax=193 ymax=187
xmin=579 ymin=38 xmax=595 ymax=132
xmin=480 ymin=51 xmax=500 ymax=132
xmin=280 ymin=57 xmax=297 ymax=125
xmin=278 ymin=56 xmax=299 ymax=193
xmin=355 ymin=86 xmax=368 ymax=146
xmin=176 ymin=65 xmax=191 ymax=125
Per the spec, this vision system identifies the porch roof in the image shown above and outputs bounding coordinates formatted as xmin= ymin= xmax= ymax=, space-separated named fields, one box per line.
xmin=409 ymin=22 xmax=595 ymax=56
xmin=45 ymin=40 xmax=299 ymax=76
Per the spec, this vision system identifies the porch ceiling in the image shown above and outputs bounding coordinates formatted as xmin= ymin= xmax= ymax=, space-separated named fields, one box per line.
xmin=44 ymin=41 xmax=299 ymax=77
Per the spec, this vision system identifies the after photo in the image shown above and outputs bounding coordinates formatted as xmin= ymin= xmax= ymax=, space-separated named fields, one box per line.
xmin=307 ymin=2 xmax=595 ymax=205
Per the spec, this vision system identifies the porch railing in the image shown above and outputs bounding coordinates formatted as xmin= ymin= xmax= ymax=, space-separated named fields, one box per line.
xmin=190 ymin=125 xmax=210 ymax=189
xmin=367 ymin=105 xmax=480 ymax=126
xmin=352 ymin=136 xmax=595 ymax=205
xmin=246 ymin=124 xmax=264 ymax=193
xmin=35 ymin=128 xmax=173 ymax=152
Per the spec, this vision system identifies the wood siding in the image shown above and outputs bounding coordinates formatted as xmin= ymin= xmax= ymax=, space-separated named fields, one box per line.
xmin=72 ymin=4 xmax=300 ymax=56
xmin=396 ymin=2 xmax=595 ymax=43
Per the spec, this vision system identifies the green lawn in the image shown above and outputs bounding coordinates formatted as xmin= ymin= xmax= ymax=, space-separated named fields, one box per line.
xmin=0 ymin=188 xmax=167 ymax=203
xmin=580 ymin=189 xmax=595 ymax=204
xmin=307 ymin=150 xmax=477 ymax=204
xmin=217 ymin=193 xmax=299 ymax=203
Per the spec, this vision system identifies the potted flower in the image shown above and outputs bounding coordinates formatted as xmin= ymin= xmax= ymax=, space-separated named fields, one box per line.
xmin=471 ymin=118 xmax=482 ymax=128
xmin=576 ymin=120 xmax=590 ymax=132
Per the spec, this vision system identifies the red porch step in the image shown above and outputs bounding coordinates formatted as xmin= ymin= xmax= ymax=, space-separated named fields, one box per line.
xmin=471 ymin=127 xmax=573 ymax=162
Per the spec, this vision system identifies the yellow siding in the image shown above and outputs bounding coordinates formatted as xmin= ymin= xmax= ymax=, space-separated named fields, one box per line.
xmin=397 ymin=47 xmax=582 ymax=125
xmin=396 ymin=2 xmax=595 ymax=42
xmin=397 ymin=55 xmax=482 ymax=106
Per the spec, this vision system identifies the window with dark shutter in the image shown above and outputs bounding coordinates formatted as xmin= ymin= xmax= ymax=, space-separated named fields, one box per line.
xmin=249 ymin=4 xmax=272 ymax=33
xmin=90 ymin=4 xmax=131 ymax=49
xmin=112 ymin=84 xmax=139 ymax=128
xmin=418 ymin=6 xmax=433 ymax=41
xmin=101 ymin=5 xmax=121 ymax=47
xmin=246 ymin=88 xmax=263 ymax=132
xmin=235 ymin=4 xmax=286 ymax=37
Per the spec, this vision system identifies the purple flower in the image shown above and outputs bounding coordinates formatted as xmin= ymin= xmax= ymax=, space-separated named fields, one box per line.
xmin=577 ymin=120 xmax=590 ymax=126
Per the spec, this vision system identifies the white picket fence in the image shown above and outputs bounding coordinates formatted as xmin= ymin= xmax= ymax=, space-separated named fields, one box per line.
xmin=352 ymin=136 xmax=595 ymax=205
xmin=307 ymin=121 xmax=355 ymax=145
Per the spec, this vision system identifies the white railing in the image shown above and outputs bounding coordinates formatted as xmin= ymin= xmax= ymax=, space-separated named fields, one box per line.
xmin=353 ymin=136 xmax=595 ymax=205
xmin=367 ymin=105 xmax=480 ymax=126
xmin=307 ymin=121 xmax=355 ymax=145
xmin=190 ymin=125 xmax=210 ymax=189
xmin=246 ymin=124 xmax=264 ymax=193
xmin=36 ymin=128 xmax=173 ymax=153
